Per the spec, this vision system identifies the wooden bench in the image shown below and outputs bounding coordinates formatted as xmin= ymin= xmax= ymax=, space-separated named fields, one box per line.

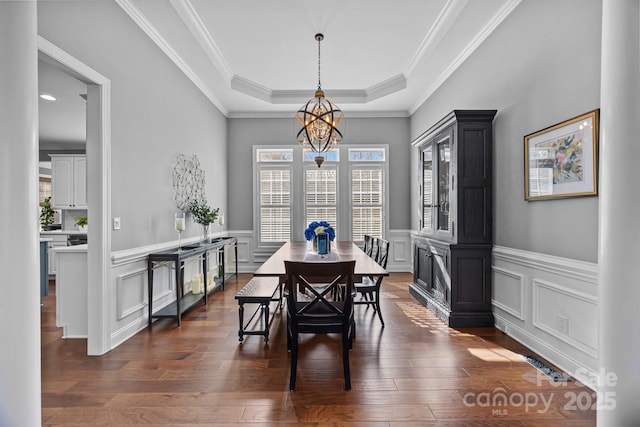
xmin=234 ymin=276 xmax=282 ymax=342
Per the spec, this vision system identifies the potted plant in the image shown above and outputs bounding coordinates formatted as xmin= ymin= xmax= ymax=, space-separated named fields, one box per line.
xmin=74 ymin=215 xmax=88 ymax=232
xmin=40 ymin=196 xmax=56 ymax=230
xmin=189 ymin=200 xmax=219 ymax=244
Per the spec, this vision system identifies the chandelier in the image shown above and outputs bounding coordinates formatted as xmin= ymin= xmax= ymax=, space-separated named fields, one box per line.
xmin=295 ymin=33 xmax=345 ymax=168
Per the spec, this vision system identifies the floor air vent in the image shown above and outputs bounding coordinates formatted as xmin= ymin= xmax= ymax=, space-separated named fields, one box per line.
xmin=523 ymin=355 xmax=570 ymax=382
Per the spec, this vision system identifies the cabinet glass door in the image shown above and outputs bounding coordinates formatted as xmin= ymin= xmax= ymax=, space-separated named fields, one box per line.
xmin=422 ymin=146 xmax=434 ymax=232
xmin=437 ymin=137 xmax=451 ymax=233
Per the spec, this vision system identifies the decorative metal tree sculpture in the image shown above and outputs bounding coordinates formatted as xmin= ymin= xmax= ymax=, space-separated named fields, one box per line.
xmin=172 ymin=154 xmax=205 ymax=212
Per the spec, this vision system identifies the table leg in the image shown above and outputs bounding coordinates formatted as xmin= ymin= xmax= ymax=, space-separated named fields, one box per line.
xmin=263 ymin=302 xmax=270 ymax=342
xmin=147 ymin=259 xmax=153 ymax=327
xmin=238 ymin=302 xmax=245 ymax=342
xmin=234 ymin=241 xmax=238 ymax=278
xmin=221 ymin=249 xmax=225 ymax=290
xmin=176 ymin=260 xmax=182 ymax=326
xmin=202 ymin=252 xmax=208 ymax=304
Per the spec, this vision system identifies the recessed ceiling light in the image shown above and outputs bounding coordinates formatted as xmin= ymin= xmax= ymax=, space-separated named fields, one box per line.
xmin=39 ymin=93 xmax=56 ymax=101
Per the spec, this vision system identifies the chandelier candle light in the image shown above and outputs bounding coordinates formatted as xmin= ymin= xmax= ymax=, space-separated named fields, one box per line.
xmin=295 ymin=33 xmax=345 ymax=168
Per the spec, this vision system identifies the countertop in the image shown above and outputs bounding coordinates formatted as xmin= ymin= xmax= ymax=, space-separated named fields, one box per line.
xmin=51 ymin=244 xmax=88 ymax=253
xmin=40 ymin=230 xmax=88 ymax=235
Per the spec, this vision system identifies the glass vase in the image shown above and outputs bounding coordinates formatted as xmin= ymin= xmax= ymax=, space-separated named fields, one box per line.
xmin=317 ymin=232 xmax=329 ymax=255
xmin=201 ymin=223 xmax=210 ymax=245
xmin=175 ymin=211 xmax=185 ymax=252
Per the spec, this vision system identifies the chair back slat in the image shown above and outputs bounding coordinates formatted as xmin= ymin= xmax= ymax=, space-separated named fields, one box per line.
xmin=369 ymin=237 xmax=379 ymax=261
xmin=363 ymin=235 xmax=373 ymax=257
xmin=376 ymin=238 xmax=390 ymax=269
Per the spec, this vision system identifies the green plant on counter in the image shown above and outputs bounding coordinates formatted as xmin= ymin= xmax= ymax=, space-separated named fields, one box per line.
xmin=40 ymin=197 xmax=55 ymax=228
xmin=189 ymin=199 xmax=219 ymax=225
xmin=74 ymin=215 xmax=88 ymax=227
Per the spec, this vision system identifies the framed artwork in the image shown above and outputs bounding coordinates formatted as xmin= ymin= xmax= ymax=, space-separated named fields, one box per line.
xmin=524 ymin=109 xmax=599 ymax=201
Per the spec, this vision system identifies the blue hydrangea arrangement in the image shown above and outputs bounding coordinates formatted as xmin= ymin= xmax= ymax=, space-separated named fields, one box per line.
xmin=304 ymin=221 xmax=336 ymax=241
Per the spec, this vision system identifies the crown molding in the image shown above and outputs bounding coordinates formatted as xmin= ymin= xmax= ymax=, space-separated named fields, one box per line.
xmin=405 ymin=0 xmax=469 ymax=77
xmin=115 ymin=0 xmax=228 ymax=116
xmin=117 ymin=0 xmax=519 ymax=118
xmin=230 ymin=75 xmax=273 ymax=103
xmin=272 ymin=89 xmax=366 ymax=104
xmin=228 ymin=110 xmax=410 ymax=119
xmin=160 ymin=0 xmax=407 ymax=106
xmin=365 ymin=74 xmax=407 ymax=102
xmin=169 ymin=0 xmax=234 ymax=81
xmin=232 ymin=74 xmax=406 ymax=105
xmin=409 ymin=0 xmax=523 ymax=114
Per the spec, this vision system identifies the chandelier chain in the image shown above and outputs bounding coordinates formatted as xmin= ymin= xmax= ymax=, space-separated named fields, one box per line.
xmin=317 ymin=36 xmax=322 ymax=91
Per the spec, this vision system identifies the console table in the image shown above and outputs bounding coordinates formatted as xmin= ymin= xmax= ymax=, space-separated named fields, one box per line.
xmin=147 ymin=236 xmax=238 ymax=326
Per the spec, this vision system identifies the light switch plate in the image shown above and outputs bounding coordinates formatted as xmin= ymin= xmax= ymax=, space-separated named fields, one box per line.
xmin=113 ymin=217 xmax=121 ymax=230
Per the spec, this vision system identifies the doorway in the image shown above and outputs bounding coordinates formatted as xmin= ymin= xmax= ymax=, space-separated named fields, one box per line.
xmin=38 ymin=36 xmax=112 ymax=355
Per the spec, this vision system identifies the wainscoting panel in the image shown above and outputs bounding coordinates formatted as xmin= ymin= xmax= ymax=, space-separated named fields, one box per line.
xmin=388 ymin=229 xmax=412 ymax=272
xmin=109 ymin=256 xmax=152 ymax=349
xmin=115 ymin=267 xmax=147 ymax=321
xmin=233 ymin=230 xmax=260 ymax=272
xmin=532 ymin=279 xmax=598 ymax=357
xmin=492 ymin=266 xmax=525 ymax=320
xmin=492 ymin=246 xmax=599 ymax=390
xmin=236 ymin=240 xmax=250 ymax=263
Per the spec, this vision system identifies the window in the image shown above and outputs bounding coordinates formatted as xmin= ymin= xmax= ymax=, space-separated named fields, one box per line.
xmin=351 ymin=167 xmax=383 ymax=241
xmin=254 ymin=145 xmax=387 ymax=245
xmin=349 ymin=148 xmax=385 ymax=161
xmin=39 ymin=177 xmax=51 ymax=205
xmin=257 ymin=148 xmax=293 ymax=162
xmin=257 ymin=149 xmax=293 ymax=243
xmin=303 ymin=149 xmax=339 ymax=162
xmin=305 ymin=167 xmax=338 ymax=235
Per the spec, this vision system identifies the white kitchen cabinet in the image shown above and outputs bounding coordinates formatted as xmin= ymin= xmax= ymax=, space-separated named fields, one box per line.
xmin=50 ymin=155 xmax=87 ymax=209
xmin=45 ymin=233 xmax=68 ymax=275
xmin=52 ymin=245 xmax=88 ymax=338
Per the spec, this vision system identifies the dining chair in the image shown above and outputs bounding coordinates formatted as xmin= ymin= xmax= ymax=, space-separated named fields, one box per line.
xmin=284 ymin=260 xmax=356 ymax=391
xmin=354 ymin=238 xmax=389 ymax=326
xmin=363 ymin=234 xmax=373 ymax=257
xmin=369 ymin=237 xmax=379 ymax=261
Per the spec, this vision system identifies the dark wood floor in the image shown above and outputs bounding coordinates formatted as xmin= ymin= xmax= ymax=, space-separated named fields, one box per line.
xmin=41 ymin=273 xmax=596 ymax=426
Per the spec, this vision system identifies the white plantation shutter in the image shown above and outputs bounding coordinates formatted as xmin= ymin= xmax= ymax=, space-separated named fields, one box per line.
xmin=255 ymin=145 xmax=386 ymax=246
xmin=305 ymin=168 xmax=338 ymax=233
xmin=352 ymin=168 xmax=383 ymax=241
xmin=259 ymin=167 xmax=291 ymax=242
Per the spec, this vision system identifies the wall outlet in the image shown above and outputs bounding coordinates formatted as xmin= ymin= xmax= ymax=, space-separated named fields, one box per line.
xmin=113 ymin=217 xmax=121 ymax=230
xmin=557 ymin=314 xmax=569 ymax=334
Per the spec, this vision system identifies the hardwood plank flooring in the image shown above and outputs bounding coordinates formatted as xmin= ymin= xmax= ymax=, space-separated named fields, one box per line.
xmin=41 ymin=273 xmax=596 ymax=426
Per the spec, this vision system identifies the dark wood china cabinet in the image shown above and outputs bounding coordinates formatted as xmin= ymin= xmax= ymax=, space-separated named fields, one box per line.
xmin=411 ymin=110 xmax=497 ymax=327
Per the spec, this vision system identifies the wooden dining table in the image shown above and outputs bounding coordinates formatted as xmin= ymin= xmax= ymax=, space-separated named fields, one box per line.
xmin=253 ymin=240 xmax=389 ymax=278
xmin=235 ymin=241 xmax=388 ymax=342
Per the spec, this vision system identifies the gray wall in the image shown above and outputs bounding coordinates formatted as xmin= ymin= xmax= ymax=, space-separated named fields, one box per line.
xmin=37 ymin=0 xmax=601 ymax=261
xmin=38 ymin=1 xmax=228 ymax=251
xmin=228 ymin=116 xmax=411 ymax=232
xmin=410 ymin=0 xmax=602 ymax=263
